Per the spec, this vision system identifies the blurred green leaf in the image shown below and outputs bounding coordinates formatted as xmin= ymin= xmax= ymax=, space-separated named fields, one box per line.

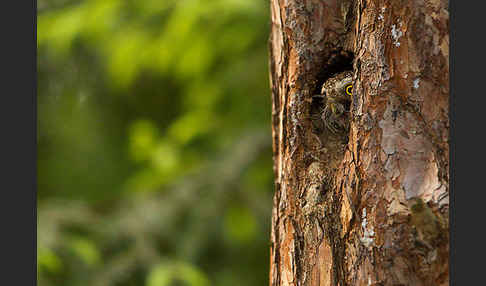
xmin=37 ymin=5 xmax=85 ymax=55
xmin=38 ymin=247 xmax=63 ymax=273
xmin=105 ymin=29 xmax=150 ymax=88
xmin=147 ymin=264 xmax=173 ymax=286
xmin=167 ymin=111 xmax=214 ymax=145
xmin=147 ymin=261 xmax=210 ymax=286
xmin=224 ymin=206 xmax=258 ymax=244
xmin=151 ymin=140 xmax=179 ymax=172
xmin=68 ymin=236 xmax=101 ymax=266
xmin=129 ymin=119 xmax=159 ymax=162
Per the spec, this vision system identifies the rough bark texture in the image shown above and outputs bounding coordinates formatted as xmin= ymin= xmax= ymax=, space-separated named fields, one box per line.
xmin=268 ymin=0 xmax=449 ymax=285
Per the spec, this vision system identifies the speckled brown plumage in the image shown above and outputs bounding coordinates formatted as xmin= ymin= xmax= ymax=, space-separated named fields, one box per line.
xmin=320 ymin=70 xmax=353 ymax=134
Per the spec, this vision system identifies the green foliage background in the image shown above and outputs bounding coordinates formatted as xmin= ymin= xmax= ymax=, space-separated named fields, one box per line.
xmin=37 ymin=0 xmax=273 ymax=285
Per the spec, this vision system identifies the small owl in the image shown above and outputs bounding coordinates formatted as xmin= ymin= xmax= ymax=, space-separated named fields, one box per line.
xmin=320 ymin=71 xmax=353 ymax=134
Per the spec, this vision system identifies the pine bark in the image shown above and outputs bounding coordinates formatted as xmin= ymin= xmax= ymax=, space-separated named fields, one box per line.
xmin=268 ymin=0 xmax=449 ymax=285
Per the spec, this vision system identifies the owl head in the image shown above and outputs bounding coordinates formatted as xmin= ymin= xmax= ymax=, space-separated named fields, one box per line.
xmin=320 ymin=70 xmax=353 ymax=134
xmin=320 ymin=70 xmax=353 ymax=100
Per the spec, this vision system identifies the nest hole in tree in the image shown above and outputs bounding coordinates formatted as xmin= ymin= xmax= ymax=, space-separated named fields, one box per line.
xmin=310 ymin=49 xmax=354 ymax=118
xmin=316 ymin=48 xmax=354 ymax=93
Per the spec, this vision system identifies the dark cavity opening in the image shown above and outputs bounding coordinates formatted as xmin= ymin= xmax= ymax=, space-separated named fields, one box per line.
xmin=309 ymin=49 xmax=354 ymax=135
xmin=314 ymin=49 xmax=354 ymax=95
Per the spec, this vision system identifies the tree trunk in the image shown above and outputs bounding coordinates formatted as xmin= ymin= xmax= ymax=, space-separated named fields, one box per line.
xmin=268 ymin=0 xmax=449 ymax=285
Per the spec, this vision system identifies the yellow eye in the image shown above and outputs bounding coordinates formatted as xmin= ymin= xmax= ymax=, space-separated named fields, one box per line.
xmin=345 ymin=84 xmax=353 ymax=96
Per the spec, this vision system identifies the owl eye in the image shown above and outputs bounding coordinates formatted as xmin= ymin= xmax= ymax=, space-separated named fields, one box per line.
xmin=345 ymin=84 xmax=353 ymax=96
